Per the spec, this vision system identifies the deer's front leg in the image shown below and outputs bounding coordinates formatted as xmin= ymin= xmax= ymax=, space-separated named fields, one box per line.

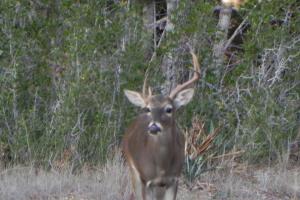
xmin=129 ymin=165 xmax=144 ymax=200
xmin=163 ymin=180 xmax=178 ymax=200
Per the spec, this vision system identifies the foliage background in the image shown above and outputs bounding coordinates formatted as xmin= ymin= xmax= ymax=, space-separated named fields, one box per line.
xmin=0 ymin=0 xmax=299 ymax=173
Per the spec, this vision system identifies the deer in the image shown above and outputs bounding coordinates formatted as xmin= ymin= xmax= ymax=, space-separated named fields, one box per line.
xmin=122 ymin=50 xmax=200 ymax=200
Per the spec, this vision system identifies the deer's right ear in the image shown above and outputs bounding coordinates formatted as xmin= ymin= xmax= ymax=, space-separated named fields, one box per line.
xmin=124 ymin=90 xmax=146 ymax=108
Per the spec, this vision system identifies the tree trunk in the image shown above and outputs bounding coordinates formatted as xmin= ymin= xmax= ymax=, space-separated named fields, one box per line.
xmin=142 ymin=1 xmax=155 ymax=59
xmin=213 ymin=7 xmax=232 ymax=85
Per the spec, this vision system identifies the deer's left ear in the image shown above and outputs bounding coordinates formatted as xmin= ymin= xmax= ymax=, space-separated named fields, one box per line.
xmin=173 ymin=88 xmax=194 ymax=109
xmin=124 ymin=90 xmax=146 ymax=108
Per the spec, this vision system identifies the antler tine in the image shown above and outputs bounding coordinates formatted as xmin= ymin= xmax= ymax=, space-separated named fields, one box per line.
xmin=169 ymin=50 xmax=201 ymax=99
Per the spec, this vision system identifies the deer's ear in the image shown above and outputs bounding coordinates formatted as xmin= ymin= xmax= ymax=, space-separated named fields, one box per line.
xmin=124 ymin=90 xmax=146 ymax=108
xmin=173 ymin=88 xmax=194 ymax=109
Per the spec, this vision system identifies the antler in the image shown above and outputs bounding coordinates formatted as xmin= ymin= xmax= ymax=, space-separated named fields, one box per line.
xmin=142 ymin=69 xmax=152 ymax=98
xmin=169 ymin=50 xmax=201 ymax=99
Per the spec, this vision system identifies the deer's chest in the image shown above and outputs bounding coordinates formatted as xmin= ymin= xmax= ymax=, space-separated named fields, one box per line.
xmin=138 ymin=133 xmax=181 ymax=176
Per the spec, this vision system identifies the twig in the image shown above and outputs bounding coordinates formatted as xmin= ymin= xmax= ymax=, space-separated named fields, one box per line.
xmin=149 ymin=28 xmax=166 ymax=63
xmin=224 ymin=16 xmax=248 ymax=51
xmin=208 ymin=150 xmax=245 ymax=160
xmin=146 ymin=17 xmax=168 ymax=29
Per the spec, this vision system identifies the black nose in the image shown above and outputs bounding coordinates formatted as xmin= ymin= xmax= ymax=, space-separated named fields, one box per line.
xmin=148 ymin=123 xmax=161 ymax=134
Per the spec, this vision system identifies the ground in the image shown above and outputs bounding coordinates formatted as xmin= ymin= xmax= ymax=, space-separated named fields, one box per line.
xmin=0 ymin=154 xmax=299 ymax=200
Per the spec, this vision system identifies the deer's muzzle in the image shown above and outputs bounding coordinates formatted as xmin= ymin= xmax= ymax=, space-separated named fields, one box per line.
xmin=148 ymin=122 xmax=162 ymax=135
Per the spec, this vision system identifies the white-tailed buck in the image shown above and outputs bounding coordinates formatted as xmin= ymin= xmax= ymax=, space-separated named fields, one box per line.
xmin=122 ymin=51 xmax=200 ymax=200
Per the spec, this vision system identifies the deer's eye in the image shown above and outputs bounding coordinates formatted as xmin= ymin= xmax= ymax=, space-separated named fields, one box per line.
xmin=165 ymin=106 xmax=173 ymax=114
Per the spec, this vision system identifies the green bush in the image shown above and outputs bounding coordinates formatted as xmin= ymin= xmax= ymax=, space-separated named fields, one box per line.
xmin=0 ymin=0 xmax=299 ymax=170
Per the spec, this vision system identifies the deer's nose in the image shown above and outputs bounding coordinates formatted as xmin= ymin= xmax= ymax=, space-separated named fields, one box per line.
xmin=148 ymin=123 xmax=161 ymax=134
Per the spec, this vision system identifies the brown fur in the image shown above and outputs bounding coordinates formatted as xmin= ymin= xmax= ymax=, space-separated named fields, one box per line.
xmin=122 ymin=95 xmax=185 ymax=200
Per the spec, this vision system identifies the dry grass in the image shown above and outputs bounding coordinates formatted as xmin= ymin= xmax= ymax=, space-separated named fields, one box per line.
xmin=0 ymin=153 xmax=299 ymax=200
xmin=0 ymin=153 xmax=131 ymax=200
xmin=197 ymin=160 xmax=300 ymax=200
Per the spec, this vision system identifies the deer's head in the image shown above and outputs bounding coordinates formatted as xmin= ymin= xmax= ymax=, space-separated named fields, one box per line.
xmin=124 ymin=52 xmax=200 ymax=135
